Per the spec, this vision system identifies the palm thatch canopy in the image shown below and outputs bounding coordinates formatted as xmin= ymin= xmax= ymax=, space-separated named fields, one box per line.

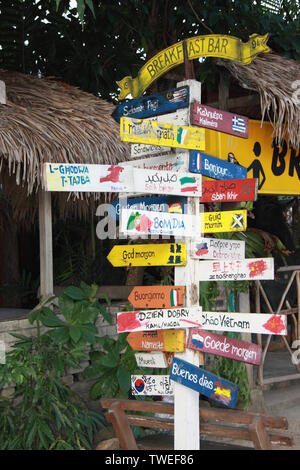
xmin=220 ymin=51 xmax=300 ymax=149
xmin=0 ymin=69 xmax=130 ymax=222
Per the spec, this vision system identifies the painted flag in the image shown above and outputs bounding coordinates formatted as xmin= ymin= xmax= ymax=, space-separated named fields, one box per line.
xmin=170 ymin=288 xmax=178 ymax=307
xmin=168 ymin=202 xmax=183 ymax=213
xmin=232 ymin=116 xmax=246 ymax=134
xmin=168 ymin=87 xmax=188 ymax=103
xmin=179 ymin=175 xmax=198 ymax=193
xmin=195 ymin=242 xmax=209 ymax=256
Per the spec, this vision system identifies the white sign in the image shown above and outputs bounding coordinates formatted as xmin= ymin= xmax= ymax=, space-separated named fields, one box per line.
xmin=135 ymin=352 xmax=168 ymax=368
xmin=199 ymin=311 xmax=287 ymax=335
xmin=120 ymin=208 xmax=197 ymax=237
xmin=192 ymin=237 xmax=245 ymax=261
xmin=131 ymin=143 xmax=171 ymax=158
xmin=131 ymin=375 xmax=174 ymax=396
xmin=197 ymin=258 xmax=274 ymax=281
xmin=127 ymin=152 xmax=189 ymax=172
xmin=133 ymin=167 xmax=202 ymax=197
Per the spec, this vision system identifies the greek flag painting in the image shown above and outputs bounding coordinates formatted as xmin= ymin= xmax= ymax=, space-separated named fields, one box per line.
xmin=232 ymin=116 xmax=247 ymax=135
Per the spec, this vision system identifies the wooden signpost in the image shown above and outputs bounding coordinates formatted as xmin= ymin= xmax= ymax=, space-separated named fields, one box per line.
xmin=191 ymin=103 xmax=249 ymax=138
xmin=117 ymin=306 xmax=202 ymax=333
xmin=202 ymin=209 xmax=247 ymax=233
xmin=200 ymin=178 xmax=258 ymax=203
xmin=126 ymin=329 xmax=186 ymax=352
xmin=120 ymin=208 xmax=195 ymax=237
xmin=189 ymin=151 xmax=247 ymax=180
xmin=120 ymin=116 xmax=205 ymax=151
xmin=170 ymin=357 xmax=238 ymax=408
xmin=187 ymin=328 xmax=262 ymax=365
xmin=107 ymin=243 xmax=187 ymax=267
xmin=133 ymin=167 xmax=202 ymax=197
xmin=131 ymin=143 xmax=171 ymax=158
xmin=198 ymin=311 xmax=287 ymax=335
xmin=112 ymin=85 xmax=189 ymax=123
xmin=197 ymin=257 xmax=274 ymax=281
xmin=109 ymin=195 xmax=186 ymax=221
xmin=135 ymin=351 xmax=168 ymax=368
xmin=192 ymin=237 xmax=245 ymax=261
xmin=128 ymin=285 xmax=185 ymax=309
xmin=131 ymin=375 xmax=174 ymax=396
xmin=128 ymin=152 xmax=189 ymax=171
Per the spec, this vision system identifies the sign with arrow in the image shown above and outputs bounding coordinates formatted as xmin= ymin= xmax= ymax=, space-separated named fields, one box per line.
xmin=128 ymin=285 xmax=185 ymax=309
xmin=192 ymin=237 xmax=245 ymax=261
xmin=197 ymin=257 xmax=274 ymax=281
xmin=200 ymin=178 xmax=258 ymax=203
xmin=126 ymin=329 xmax=186 ymax=352
xmin=202 ymin=209 xmax=247 ymax=233
xmin=107 ymin=243 xmax=187 ymax=267
xmin=189 ymin=151 xmax=247 ymax=180
xmin=191 ymin=103 xmax=249 ymax=138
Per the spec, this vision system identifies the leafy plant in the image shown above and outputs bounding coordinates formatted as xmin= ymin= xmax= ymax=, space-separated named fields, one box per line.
xmin=0 ymin=282 xmax=110 ymax=450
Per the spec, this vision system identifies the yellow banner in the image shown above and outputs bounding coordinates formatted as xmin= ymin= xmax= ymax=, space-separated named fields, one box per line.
xmin=117 ymin=33 xmax=270 ymax=99
xmin=202 ymin=210 xmax=247 ymax=233
xmin=120 ymin=116 xmax=205 ymax=150
xmin=205 ymin=120 xmax=300 ymax=196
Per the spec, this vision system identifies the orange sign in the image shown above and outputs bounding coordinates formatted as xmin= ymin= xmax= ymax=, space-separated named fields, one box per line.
xmin=128 ymin=285 xmax=185 ymax=309
xmin=126 ymin=329 xmax=186 ymax=352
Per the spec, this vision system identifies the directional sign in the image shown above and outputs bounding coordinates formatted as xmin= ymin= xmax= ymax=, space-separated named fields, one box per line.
xmin=198 ymin=311 xmax=287 ymax=335
xmin=135 ymin=352 xmax=168 ymax=368
xmin=117 ymin=306 xmax=202 ymax=333
xmin=202 ymin=210 xmax=247 ymax=233
xmin=43 ymin=162 xmax=134 ymax=192
xmin=128 ymin=152 xmax=189 ymax=171
xmin=187 ymin=329 xmax=262 ymax=365
xmin=112 ymin=85 xmax=189 ymax=123
xmin=131 ymin=143 xmax=171 ymax=158
xmin=107 ymin=243 xmax=186 ymax=267
xmin=126 ymin=329 xmax=186 ymax=352
xmin=120 ymin=116 xmax=205 ymax=151
xmin=191 ymin=103 xmax=249 ymax=138
xmin=120 ymin=208 xmax=194 ymax=237
xmin=133 ymin=167 xmax=202 ymax=197
xmin=131 ymin=375 xmax=174 ymax=396
xmin=197 ymin=257 xmax=274 ymax=281
xmin=200 ymin=178 xmax=258 ymax=203
xmin=192 ymin=237 xmax=245 ymax=261
xmin=109 ymin=195 xmax=186 ymax=221
xmin=128 ymin=285 xmax=185 ymax=309
xmin=170 ymin=357 xmax=238 ymax=408
xmin=189 ymin=151 xmax=247 ymax=180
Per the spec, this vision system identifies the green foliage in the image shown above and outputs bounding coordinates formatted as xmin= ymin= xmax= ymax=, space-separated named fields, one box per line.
xmin=0 ymin=282 xmax=109 ymax=450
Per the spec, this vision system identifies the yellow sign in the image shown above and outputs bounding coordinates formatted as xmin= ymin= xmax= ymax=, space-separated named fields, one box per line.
xmin=117 ymin=33 xmax=270 ymax=99
xmin=205 ymin=120 xmax=300 ymax=196
xmin=107 ymin=243 xmax=187 ymax=267
xmin=202 ymin=210 xmax=247 ymax=233
xmin=120 ymin=117 xmax=205 ymax=151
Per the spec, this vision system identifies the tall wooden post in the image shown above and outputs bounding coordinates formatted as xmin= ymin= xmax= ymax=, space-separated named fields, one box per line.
xmin=38 ymin=189 xmax=53 ymax=301
xmin=174 ymin=79 xmax=201 ymax=450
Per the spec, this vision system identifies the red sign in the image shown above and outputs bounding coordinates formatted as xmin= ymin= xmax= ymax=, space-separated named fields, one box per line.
xmin=191 ymin=103 xmax=249 ymax=138
xmin=187 ymin=328 xmax=262 ymax=365
xmin=200 ymin=178 xmax=258 ymax=203
xmin=128 ymin=285 xmax=185 ymax=309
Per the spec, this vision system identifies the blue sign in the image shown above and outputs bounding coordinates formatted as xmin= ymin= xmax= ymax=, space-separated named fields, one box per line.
xmin=170 ymin=357 xmax=238 ymax=408
xmin=189 ymin=151 xmax=247 ymax=180
xmin=112 ymin=86 xmax=189 ymax=123
xmin=109 ymin=195 xmax=186 ymax=221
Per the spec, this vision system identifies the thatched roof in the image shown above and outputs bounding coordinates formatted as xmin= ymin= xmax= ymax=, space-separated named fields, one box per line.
xmin=220 ymin=51 xmax=300 ymax=149
xmin=0 ymin=69 xmax=130 ymax=222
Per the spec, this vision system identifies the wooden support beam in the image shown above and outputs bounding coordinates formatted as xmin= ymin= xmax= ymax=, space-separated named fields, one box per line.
xmin=38 ymin=190 xmax=53 ymax=301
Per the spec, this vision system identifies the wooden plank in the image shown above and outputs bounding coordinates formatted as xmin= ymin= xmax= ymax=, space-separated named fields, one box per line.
xmin=107 ymin=243 xmax=187 ymax=267
xmin=135 ymin=352 xmax=168 ymax=368
xmin=197 ymin=257 xmax=274 ymax=281
xmin=191 ymin=237 xmax=245 ymax=261
xmin=170 ymin=357 xmax=239 ymax=408
xmin=131 ymin=375 xmax=174 ymax=396
xmin=120 ymin=116 xmax=205 ymax=151
xmin=133 ymin=167 xmax=202 ymax=197
xmin=126 ymin=330 xmax=186 ymax=352
xmin=202 ymin=209 xmax=247 ymax=233
xmin=131 ymin=143 xmax=171 ymax=158
xmin=117 ymin=306 xmax=202 ymax=333
xmin=198 ymin=311 xmax=287 ymax=335
xmin=200 ymin=177 xmax=258 ymax=203
xmin=189 ymin=151 xmax=247 ymax=180
xmin=38 ymin=190 xmax=53 ymax=300
xmin=109 ymin=195 xmax=186 ymax=221
xmin=191 ymin=103 xmax=249 ymax=138
xmin=120 ymin=208 xmax=195 ymax=237
xmin=187 ymin=328 xmax=262 ymax=365
xmin=112 ymin=85 xmax=189 ymax=123
xmin=128 ymin=152 xmax=189 ymax=170
xmin=128 ymin=285 xmax=185 ymax=309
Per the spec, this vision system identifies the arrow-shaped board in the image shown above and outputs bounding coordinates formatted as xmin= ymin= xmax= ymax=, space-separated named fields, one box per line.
xmin=189 ymin=151 xmax=247 ymax=180
xmin=200 ymin=178 xmax=258 ymax=203
xmin=197 ymin=257 xmax=274 ymax=281
xmin=128 ymin=285 xmax=185 ymax=309
xmin=192 ymin=237 xmax=245 ymax=261
xmin=202 ymin=210 xmax=247 ymax=233
xmin=107 ymin=243 xmax=186 ymax=267
xmin=117 ymin=306 xmax=202 ymax=333
xmin=127 ymin=329 xmax=186 ymax=352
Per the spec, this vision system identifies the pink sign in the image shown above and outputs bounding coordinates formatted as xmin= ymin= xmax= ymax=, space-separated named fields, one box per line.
xmin=187 ymin=328 xmax=262 ymax=365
